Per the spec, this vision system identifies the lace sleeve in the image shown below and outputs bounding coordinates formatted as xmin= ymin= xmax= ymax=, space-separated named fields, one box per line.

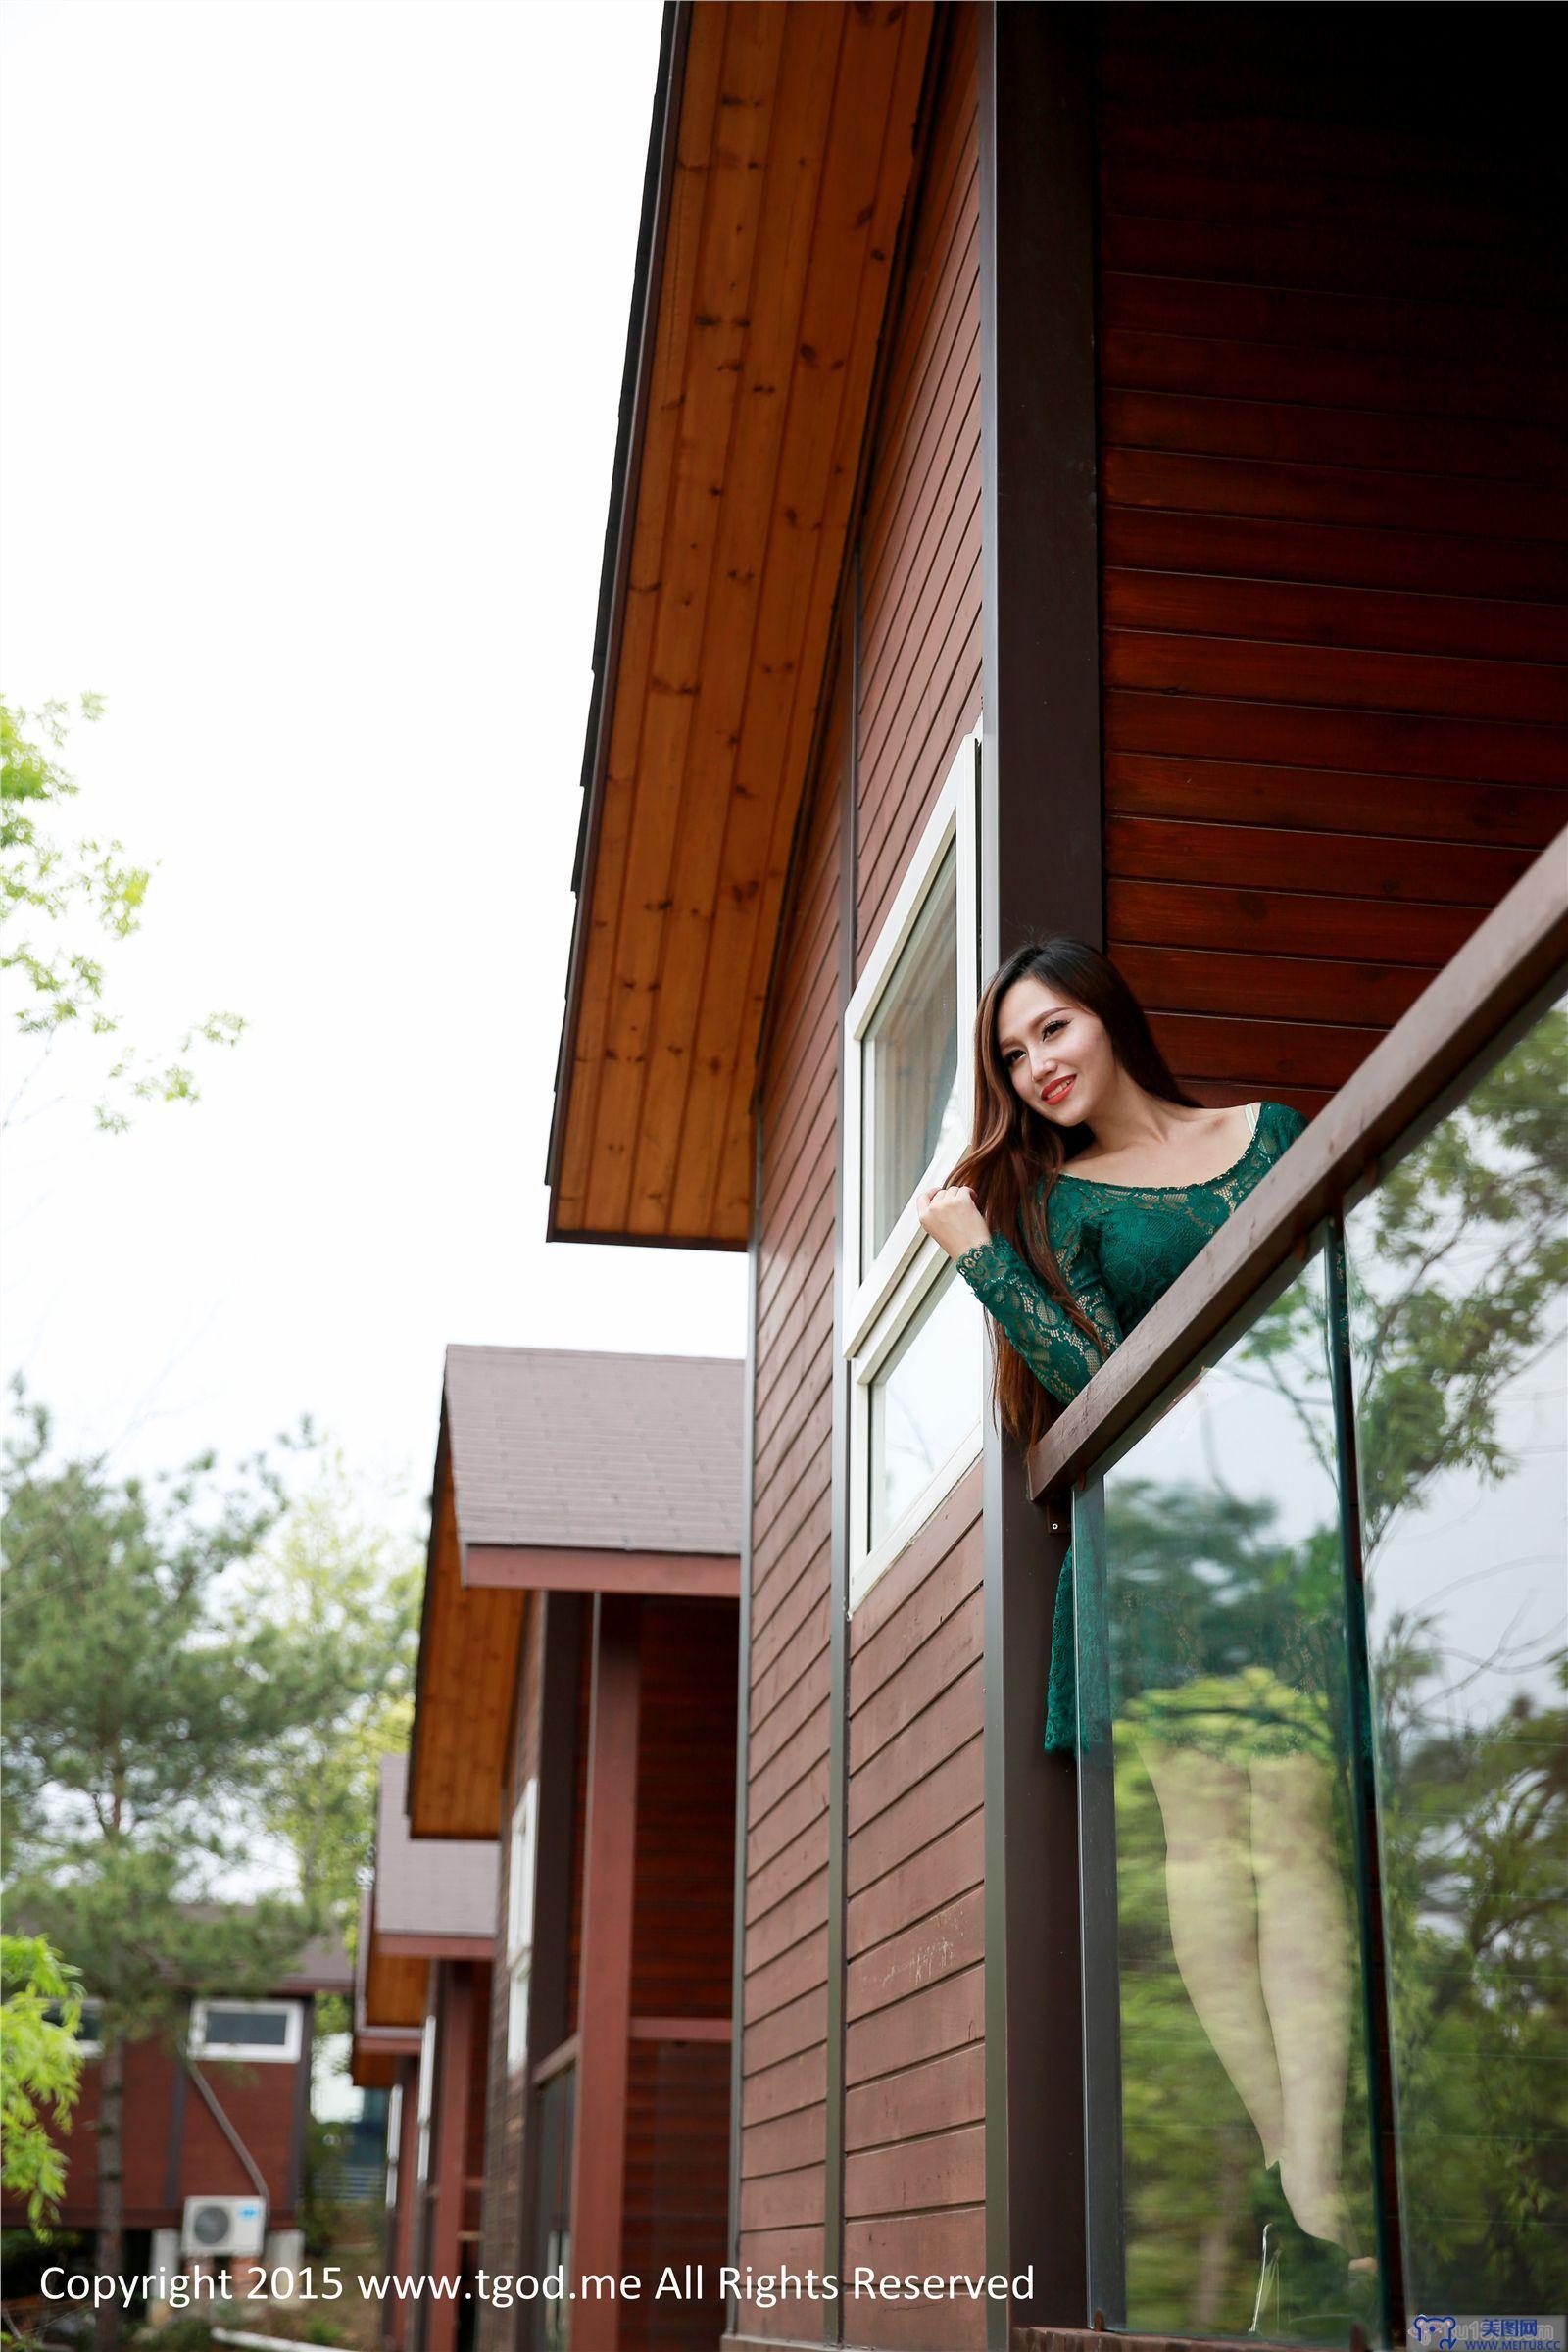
xmin=954 ymin=1220 xmax=1123 ymax=1409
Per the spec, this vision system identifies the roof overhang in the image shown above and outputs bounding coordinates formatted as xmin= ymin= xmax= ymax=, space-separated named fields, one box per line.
xmin=408 ymin=1410 xmax=529 ymax=1839
xmin=466 ymin=1544 xmax=738 ymax=1596
xmin=546 ymin=0 xmax=937 ymax=1246
xmin=353 ymin=1883 xmax=427 ymax=2080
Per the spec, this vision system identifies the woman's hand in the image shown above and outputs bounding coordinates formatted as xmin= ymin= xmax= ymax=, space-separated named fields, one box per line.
xmin=915 ymin=1182 xmax=991 ymax=1260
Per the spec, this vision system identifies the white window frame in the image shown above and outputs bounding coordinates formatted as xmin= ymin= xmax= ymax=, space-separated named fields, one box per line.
xmin=385 ymin=2081 xmax=403 ymax=2207
xmin=188 ymin=1996 xmax=302 ymax=2063
xmin=843 ymin=727 xmax=982 ymax=1353
xmin=505 ymin=1777 xmax=537 ymax=2078
xmin=414 ymin=2011 xmax=435 ymax=2184
xmin=842 ymin=726 xmax=985 ymax=1609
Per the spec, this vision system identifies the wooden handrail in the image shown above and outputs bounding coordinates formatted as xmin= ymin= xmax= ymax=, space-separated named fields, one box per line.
xmin=1025 ymin=824 xmax=1568 ymax=1504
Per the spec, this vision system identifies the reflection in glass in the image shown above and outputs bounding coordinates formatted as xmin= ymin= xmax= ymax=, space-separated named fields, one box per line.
xmin=528 ymin=2064 xmax=574 ymax=2351
xmin=1078 ymin=1250 xmax=1381 ymax=2345
xmin=863 ymin=837 xmax=961 ymax=1264
xmin=1345 ymin=992 xmax=1568 ymax=2321
xmin=868 ymin=1263 xmax=978 ymax=1547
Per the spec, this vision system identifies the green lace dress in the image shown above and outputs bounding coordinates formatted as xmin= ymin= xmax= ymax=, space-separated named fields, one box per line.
xmin=955 ymin=1100 xmax=1355 ymax=1761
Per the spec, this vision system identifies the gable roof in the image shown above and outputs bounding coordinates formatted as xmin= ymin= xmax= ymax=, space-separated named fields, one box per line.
xmin=445 ymin=1343 xmax=743 ymax=1555
xmin=408 ymin=1342 xmax=743 ymax=1838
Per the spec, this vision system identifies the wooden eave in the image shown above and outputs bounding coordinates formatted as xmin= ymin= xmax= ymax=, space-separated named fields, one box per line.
xmin=408 ymin=1418 xmax=527 ymax=1840
xmin=546 ymin=0 xmax=937 ymax=1247
xmin=465 ymin=1544 xmax=739 ymax=1596
xmin=365 ymin=1944 xmax=431 ymax=2034
xmin=349 ymin=2038 xmax=410 ymax=2091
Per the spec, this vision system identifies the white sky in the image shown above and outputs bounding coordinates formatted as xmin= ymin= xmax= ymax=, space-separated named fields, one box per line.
xmin=1 ymin=0 xmax=748 ymax=1532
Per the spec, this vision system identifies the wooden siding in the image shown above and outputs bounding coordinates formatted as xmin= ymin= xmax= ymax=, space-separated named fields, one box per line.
xmin=631 ymin=1597 xmax=737 ymax=2018
xmin=0 ymin=2002 xmax=310 ymax=2231
xmin=840 ymin=22 xmax=988 ymax=2341
xmin=737 ymin=663 xmax=845 ymax=2338
xmin=736 ymin=22 xmax=986 ymax=2342
xmin=843 ymin=1464 xmax=985 ymax=2352
xmin=1096 ymin=5 xmax=1568 ymax=1115
xmin=857 ymin=2 xmax=983 ymax=980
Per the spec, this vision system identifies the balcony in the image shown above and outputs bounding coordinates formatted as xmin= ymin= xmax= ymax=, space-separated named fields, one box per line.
xmin=1022 ymin=836 xmax=1567 ymax=2347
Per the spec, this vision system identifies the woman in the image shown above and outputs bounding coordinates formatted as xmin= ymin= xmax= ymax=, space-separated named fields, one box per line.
xmin=915 ymin=935 xmax=1374 ymax=2314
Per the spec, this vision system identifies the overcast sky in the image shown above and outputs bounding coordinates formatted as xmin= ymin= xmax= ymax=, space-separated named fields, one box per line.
xmin=2 ymin=0 xmax=748 ymax=1532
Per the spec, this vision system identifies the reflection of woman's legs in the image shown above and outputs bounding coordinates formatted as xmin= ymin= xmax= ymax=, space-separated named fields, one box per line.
xmin=1134 ymin=1733 xmax=1284 ymax=2166
xmin=1250 ymin=1751 xmax=1356 ymax=2251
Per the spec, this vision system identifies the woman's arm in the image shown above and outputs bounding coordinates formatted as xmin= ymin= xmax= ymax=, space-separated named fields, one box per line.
xmin=917 ymin=1183 xmax=1123 ymax=1409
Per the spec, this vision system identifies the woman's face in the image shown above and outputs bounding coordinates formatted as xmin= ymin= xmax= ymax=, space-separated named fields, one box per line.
xmin=995 ymin=975 xmax=1117 ymax=1128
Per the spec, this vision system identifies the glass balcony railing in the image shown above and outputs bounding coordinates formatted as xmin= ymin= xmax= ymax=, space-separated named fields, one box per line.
xmin=1027 ymin=861 xmax=1566 ymax=2351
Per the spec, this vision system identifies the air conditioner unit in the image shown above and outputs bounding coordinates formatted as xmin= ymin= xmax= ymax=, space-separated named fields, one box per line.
xmin=181 ymin=2194 xmax=267 ymax=2258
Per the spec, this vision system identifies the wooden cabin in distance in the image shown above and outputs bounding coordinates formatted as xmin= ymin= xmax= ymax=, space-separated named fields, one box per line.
xmin=350 ymin=1751 xmax=498 ymax=2352
xmin=405 ymin=1343 xmax=745 ymax=2352
xmin=546 ymin=7 xmax=1567 ymax=2352
xmin=0 ymin=1918 xmax=352 ymax=2288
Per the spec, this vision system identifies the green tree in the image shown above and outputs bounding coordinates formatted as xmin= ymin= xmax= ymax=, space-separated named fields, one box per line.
xmin=1 ymin=693 xmax=243 ymax=1134
xmin=0 ymin=1392 xmax=350 ymax=2352
xmin=244 ymin=1453 xmax=422 ymax=1942
xmin=0 ymin=1934 xmax=85 ymax=2234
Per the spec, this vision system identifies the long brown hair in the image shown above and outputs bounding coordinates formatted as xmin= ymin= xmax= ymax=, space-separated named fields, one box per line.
xmin=946 ymin=937 xmax=1200 ymax=1448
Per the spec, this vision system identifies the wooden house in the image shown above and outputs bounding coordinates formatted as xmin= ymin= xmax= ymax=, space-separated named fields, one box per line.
xmin=351 ymin=1749 xmax=498 ymax=2352
xmin=405 ymin=1343 xmax=745 ymax=2352
xmin=544 ymin=7 xmax=1567 ymax=2351
xmin=0 ymin=1920 xmax=352 ymax=2283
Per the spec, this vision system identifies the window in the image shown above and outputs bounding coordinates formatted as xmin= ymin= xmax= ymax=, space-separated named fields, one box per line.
xmin=189 ymin=1998 xmax=302 ymax=2063
xmin=506 ymin=1778 xmax=537 ymax=2077
xmin=385 ymin=2082 xmax=403 ymax=2208
xmin=843 ymin=729 xmax=985 ymax=1606
xmin=414 ymin=2012 xmax=435 ymax=2184
xmin=43 ymin=1997 xmax=103 ymax=2056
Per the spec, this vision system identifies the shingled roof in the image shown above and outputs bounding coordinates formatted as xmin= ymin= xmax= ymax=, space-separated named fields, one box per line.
xmin=443 ymin=1345 xmax=743 ymax=1557
xmin=375 ymin=1751 xmax=496 ymax=1938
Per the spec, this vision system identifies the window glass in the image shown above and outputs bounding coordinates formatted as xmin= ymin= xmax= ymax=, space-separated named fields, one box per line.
xmin=862 ymin=836 xmax=961 ymax=1264
xmin=1077 ymin=1249 xmax=1381 ymax=2343
xmin=1345 ymin=989 xmax=1567 ymax=2322
xmin=867 ymin=1263 xmax=979 ymax=1548
xmin=199 ymin=2003 xmax=293 ymax=2050
xmin=508 ymin=1958 xmax=530 ymax=2075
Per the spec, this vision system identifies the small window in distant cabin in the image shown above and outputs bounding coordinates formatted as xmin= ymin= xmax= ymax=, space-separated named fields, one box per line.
xmin=843 ymin=728 xmax=985 ymax=1608
xmin=415 ymin=2011 xmax=435 ymax=2183
xmin=506 ymin=1777 xmax=537 ymax=2077
xmin=43 ymin=1997 xmax=103 ymax=2055
xmin=189 ymin=1997 xmax=302 ymax=2063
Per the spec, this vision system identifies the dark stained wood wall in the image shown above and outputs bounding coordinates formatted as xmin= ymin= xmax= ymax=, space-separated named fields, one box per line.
xmin=842 ymin=1468 xmax=985 ymax=2352
xmin=0 ymin=2007 xmax=307 ymax=2230
xmin=857 ymin=2 xmax=984 ymax=980
xmin=735 ymin=15 xmax=987 ymax=2345
xmin=1096 ymin=4 xmax=1568 ymax=1113
xmin=631 ymin=1598 xmax=737 ymax=2019
xmin=736 ymin=661 xmax=846 ymax=2337
xmin=841 ymin=13 xmax=988 ymax=2345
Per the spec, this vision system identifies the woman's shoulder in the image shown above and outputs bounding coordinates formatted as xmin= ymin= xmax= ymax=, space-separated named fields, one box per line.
xmin=1258 ymin=1099 xmax=1310 ymax=1146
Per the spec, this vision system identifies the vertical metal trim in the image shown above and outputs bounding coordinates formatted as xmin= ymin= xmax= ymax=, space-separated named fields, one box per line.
xmin=822 ymin=560 xmax=860 ymax=2339
xmin=978 ymin=4 xmax=1102 ymax=2341
xmin=1324 ymin=1221 xmax=1407 ymax=2348
xmin=725 ymin=1114 xmax=762 ymax=2344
